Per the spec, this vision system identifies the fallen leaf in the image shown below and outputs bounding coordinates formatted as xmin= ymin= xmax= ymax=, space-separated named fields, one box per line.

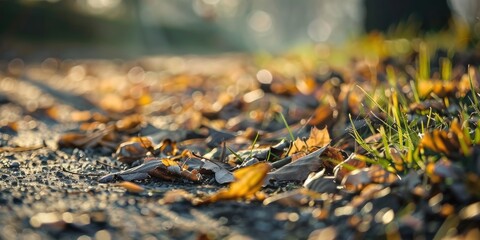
xmin=420 ymin=119 xmax=470 ymax=157
xmin=333 ymin=154 xmax=367 ymax=182
xmin=341 ymin=165 xmax=399 ymax=192
xmin=287 ymin=126 xmax=330 ymax=156
xmin=117 ymin=181 xmax=145 ymax=193
xmin=341 ymin=168 xmax=371 ymax=192
xmin=156 ymin=139 xmax=179 ymax=156
xmin=202 ymin=162 xmax=271 ymax=203
xmin=98 ymin=159 xmax=163 ymax=183
xmin=201 ymin=160 xmax=234 ymax=184
xmin=115 ymin=137 xmax=154 ymax=164
xmin=368 ymin=164 xmax=399 ymax=184
xmin=389 ymin=147 xmax=405 ymax=172
xmin=266 ymin=145 xmax=328 ymax=183
xmin=304 ymin=173 xmax=338 ymax=194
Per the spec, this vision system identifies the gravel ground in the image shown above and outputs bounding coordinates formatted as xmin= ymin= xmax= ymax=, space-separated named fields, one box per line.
xmin=0 ymin=56 xmax=330 ymax=240
xmin=1 ymin=55 xmax=478 ymax=240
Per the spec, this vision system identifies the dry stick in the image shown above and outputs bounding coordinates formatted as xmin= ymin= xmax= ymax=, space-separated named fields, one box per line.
xmin=219 ymin=141 xmax=227 ymax=163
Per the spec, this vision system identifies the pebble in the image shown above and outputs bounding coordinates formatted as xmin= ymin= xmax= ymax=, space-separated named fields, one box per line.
xmin=10 ymin=161 xmax=20 ymax=168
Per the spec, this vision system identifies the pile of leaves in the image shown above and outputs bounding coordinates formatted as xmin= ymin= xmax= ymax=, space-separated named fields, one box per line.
xmin=3 ymin=45 xmax=480 ymax=238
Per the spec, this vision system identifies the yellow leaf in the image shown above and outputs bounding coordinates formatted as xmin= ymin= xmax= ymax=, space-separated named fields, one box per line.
xmin=202 ymin=162 xmax=271 ymax=203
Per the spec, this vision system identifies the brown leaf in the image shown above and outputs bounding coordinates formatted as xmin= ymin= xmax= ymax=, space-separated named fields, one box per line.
xmin=341 ymin=168 xmax=371 ymax=192
xmin=341 ymin=165 xmax=398 ymax=192
xmin=420 ymin=119 xmax=470 ymax=157
xmin=202 ymin=162 xmax=271 ymax=203
xmin=389 ymin=147 xmax=405 ymax=172
xmin=287 ymin=127 xmax=330 ymax=156
xmin=98 ymin=159 xmax=162 ymax=183
xmin=115 ymin=137 xmax=153 ymax=164
xmin=368 ymin=164 xmax=399 ymax=184
xmin=149 ymin=158 xmax=202 ymax=182
xmin=157 ymin=139 xmax=179 ymax=156
xmin=320 ymin=146 xmax=344 ymax=173
xmin=333 ymin=154 xmax=367 ymax=182
xmin=310 ymin=104 xmax=334 ymax=126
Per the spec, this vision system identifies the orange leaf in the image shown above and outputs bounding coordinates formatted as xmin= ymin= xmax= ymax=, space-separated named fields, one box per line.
xmin=117 ymin=181 xmax=145 ymax=193
xmin=420 ymin=120 xmax=468 ymax=157
xmin=202 ymin=162 xmax=271 ymax=203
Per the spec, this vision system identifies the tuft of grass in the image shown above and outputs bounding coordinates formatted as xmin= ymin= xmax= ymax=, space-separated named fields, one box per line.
xmin=277 ymin=111 xmax=295 ymax=142
xmin=227 ymin=146 xmax=245 ymax=163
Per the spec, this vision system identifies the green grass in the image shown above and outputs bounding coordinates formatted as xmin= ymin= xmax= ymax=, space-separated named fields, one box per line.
xmin=346 ymin=42 xmax=480 ymax=173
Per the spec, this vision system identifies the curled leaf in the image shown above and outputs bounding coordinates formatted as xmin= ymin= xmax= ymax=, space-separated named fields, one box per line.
xmin=116 ymin=137 xmax=154 ymax=164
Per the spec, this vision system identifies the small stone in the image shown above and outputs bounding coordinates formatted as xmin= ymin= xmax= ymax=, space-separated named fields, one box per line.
xmin=56 ymin=171 xmax=65 ymax=178
xmin=10 ymin=161 xmax=20 ymax=168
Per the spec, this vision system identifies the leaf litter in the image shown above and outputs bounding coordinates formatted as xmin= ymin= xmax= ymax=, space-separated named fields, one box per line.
xmin=1 ymin=46 xmax=480 ymax=239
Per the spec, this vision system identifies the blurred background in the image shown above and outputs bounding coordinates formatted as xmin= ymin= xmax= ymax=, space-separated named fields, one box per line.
xmin=0 ymin=0 xmax=479 ymax=60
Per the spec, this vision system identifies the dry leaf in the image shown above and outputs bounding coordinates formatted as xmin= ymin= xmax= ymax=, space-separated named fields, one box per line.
xmin=304 ymin=173 xmax=338 ymax=194
xmin=99 ymin=159 xmax=162 ymax=183
xmin=341 ymin=168 xmax=371 ymax=192
xmin=420 ymin=119 xmax=470 ymax=157
xmin=287 ymin=127 xmax=330 ymax=156
xmin=117 ymin=181 xmax=145 ymax=193
xmin=368 ymin=164 xmax=399 ymax=184
xmin=389 ymin=147 xmax=405 ymax=172
xmin=201 ymin=160 xmax=234 ymax=184
xmin=319 ymin=147 xmax=344 ymax=173
xmin=310 ymin=104 xmax=334 ymax=126
xmin=333 ymin=154 xmax=367 ymax=182
xmin=202 ymin=162 xmax=271 ymax=203
xmin=266 ymin=145 xmax=328 ymax=183
xmin=116 ymin=137 xmax=154 ymax=164
xmin=341 ymin=165 xmax=398 ymax=192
